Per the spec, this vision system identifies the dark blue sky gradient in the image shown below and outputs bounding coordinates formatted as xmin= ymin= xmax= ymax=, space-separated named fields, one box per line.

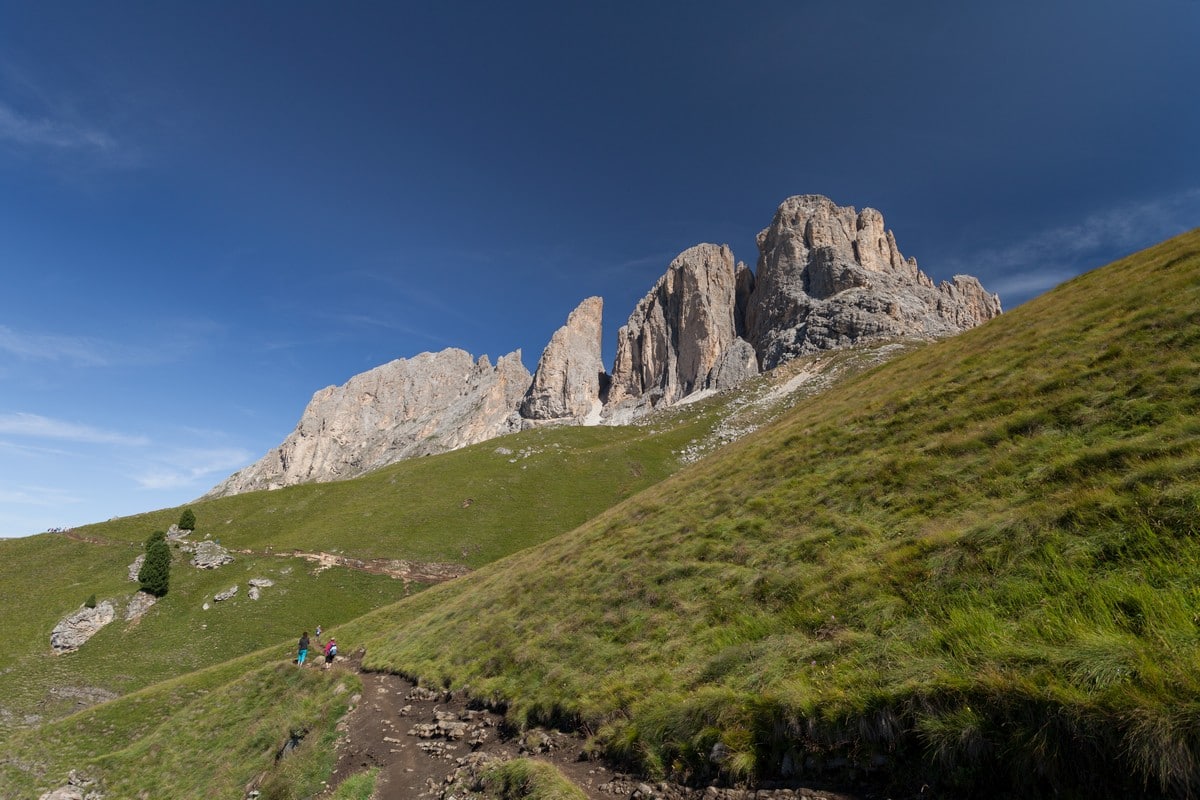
xmin=1 ymin=1 xmax=1197 ymax=534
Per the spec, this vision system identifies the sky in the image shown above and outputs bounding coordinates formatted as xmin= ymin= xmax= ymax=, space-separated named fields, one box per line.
xmin=1 ymin=1 xmax=1198 ymax=537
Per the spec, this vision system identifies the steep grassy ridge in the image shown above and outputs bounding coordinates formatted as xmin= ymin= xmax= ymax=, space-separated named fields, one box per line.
xmin=353 ymin=231 xmax=1200 ymax=795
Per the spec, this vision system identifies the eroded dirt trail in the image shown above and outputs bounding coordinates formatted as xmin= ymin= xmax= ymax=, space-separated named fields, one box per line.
xmin=323 ymin=667 xmax=867 ymax=800
xmin=325 ymin=669 xmax=612 ymax=799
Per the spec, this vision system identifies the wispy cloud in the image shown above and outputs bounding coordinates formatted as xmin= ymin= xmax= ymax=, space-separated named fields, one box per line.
xmin=131 ymin=447 xmax=254 ymax=490
xmin=0 ymin=322 xmax=218 ymax=367
xmin=0 ymin=412 xmax=149 ymax=446
xmin=0 ymin=485 xmax=84 ymax=507
xmin=947 ymin=189 xmax=1200 ymax=305
xmin=0 ymin=325 xmax=113 ymax=365
xmin=0 ymin=100 xmax=116 ymax=152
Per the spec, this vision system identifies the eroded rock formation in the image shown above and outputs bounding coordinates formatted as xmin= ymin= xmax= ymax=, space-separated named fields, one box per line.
xmin=205 ymin=348 xmax=531 ymax=497
xmin=206 ymin=195 xmax=1000 ymax=497
xmin=745 ymin=195 xmax=1002 ymax=369
xmin=520 ymin=297 xmax=606 ymax=421
xmin=607 ymin=244 xmax=757 ymax=409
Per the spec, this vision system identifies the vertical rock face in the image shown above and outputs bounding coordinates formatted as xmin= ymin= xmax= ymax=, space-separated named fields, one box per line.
xmin=520 ymin=297 xmax=606 ymax=421
xmin=607 ymin=243 xmax=758 ymax=409
xmin=745 ymin=195 xmax=1002 ymax=369
xmin=204 ymin=348 xmax=531 ymax=497
xmin=205 ymin=194 xmax=1000 ymax=498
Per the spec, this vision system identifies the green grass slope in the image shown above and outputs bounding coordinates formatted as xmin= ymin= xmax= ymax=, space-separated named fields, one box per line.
xmin=1 ymin=642 xmax=358 ymax=798
xmin=0 ymin=342 xmax=900 ymax=796
xmin=69 ymin=420 xmax=709 ymax=564
xmin=351 ymin=231 xmax=1200 ymax=796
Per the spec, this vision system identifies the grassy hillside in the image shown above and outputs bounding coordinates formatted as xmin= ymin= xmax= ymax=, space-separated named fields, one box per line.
xmin=347 ymin=231 xmax=1200 ymax=796
xmin=73 ymin=413 xmax=717 ymax=564
xmin=0 ymin=341 xmax=899 ymax=797
xmin=0 ymin=642 xmax=359 ymax=798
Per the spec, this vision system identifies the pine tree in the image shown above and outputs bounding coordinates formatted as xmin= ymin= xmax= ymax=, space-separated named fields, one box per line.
xmin=139 ymin=531 xmax=171 ymax=597
xmin=178 ymin=508 xmax=196 ymax=531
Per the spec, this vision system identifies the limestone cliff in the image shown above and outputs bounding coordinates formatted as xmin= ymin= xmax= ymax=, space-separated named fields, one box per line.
xmin=745 ymin=195 xmax=1001 ymax=369
xmin=520 ymin=297 xmax=606 ymax=421
xmin=206 ymin=194 xmax=1000 ymax=497
xmin=607 ymin=243 xmax=757 ymax=410
xmin=204 ymin=348 xmax=530 ymax=497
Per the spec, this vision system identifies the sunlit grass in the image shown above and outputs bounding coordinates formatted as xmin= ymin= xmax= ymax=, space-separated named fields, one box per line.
xmin=349 ymin=231 xmax=1200 ymax=795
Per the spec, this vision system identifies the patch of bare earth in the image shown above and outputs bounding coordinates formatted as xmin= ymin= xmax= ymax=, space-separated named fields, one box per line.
xmin=321 ymin=668 xmax=875 ymax=800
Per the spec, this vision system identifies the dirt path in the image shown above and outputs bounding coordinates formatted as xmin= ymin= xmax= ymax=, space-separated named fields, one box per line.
xmin=233 ymin=548 xmax=471 ymax=586
xmin=320 ymin=664 xmax=871 ymax=800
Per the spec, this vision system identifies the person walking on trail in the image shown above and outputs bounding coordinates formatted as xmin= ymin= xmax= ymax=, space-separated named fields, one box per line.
xmin=315 ymin=624 xmax=322 ymax=644
xmin=297 ymin=631 xmax=310 ymax=666
xmin=323 ymin=637 xmax=337 ymax=668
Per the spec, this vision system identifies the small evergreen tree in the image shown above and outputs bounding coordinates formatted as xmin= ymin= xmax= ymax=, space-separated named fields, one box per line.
xmin=84 ymin=594 xmax=96 ymax=609
xmin=178 ymin=507 xmax=196 ymax=531
xmin=139 ymin=530 xmax=171 ymax=597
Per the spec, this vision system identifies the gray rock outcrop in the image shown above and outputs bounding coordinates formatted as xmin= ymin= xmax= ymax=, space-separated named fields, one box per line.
xmin=745 ymin=195 xmax=1002 ymax=369
xmin=520 ymin=297 xmax=606 ymax=421
xmin=203 ymin=194 xmax=1000 ymax=498
xmin=126 ymin=555 xmax=144 ymax=582
xmin=248 ymin=577 xmax=274 ymax=601
xmin=205 ymin=348 xmax=531 ymax=497
xmin=51 ymin=602 xmax=116 ymax=653
xmin=213 ymin=585 xmax=238 ymax=602
xmin=37 ymin=770 xmax=102 ymax=800
xmin=190 ymin=540 xmax=233 ymax=569
xmin=124 ymin=591 xmax=157 ymax=622
xmin=607 ymin=244 xmax=757 ymax=409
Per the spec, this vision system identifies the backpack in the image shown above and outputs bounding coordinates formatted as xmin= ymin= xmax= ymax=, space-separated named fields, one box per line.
xmin=329 ymin=643 xmax=337 ymax=656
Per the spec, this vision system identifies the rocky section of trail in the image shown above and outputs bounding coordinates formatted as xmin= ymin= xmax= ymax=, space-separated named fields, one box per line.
xmin=323 ymin=671 xmax=870 ymax=800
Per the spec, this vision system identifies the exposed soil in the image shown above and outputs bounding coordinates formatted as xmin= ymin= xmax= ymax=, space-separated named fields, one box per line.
xmin=234 ymin=548 xmax=471 ymax=586
xmin=315 ymin=657 xmax=874 ymax=800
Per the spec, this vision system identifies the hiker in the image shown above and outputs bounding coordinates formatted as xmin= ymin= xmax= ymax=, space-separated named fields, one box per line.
xmin=323 ymin=637 xmax=337 ymax=668
xmin=297 ymin=631 xmax=310 ymax=665
xmin=315 ymin=624 xmax=322 ymax=644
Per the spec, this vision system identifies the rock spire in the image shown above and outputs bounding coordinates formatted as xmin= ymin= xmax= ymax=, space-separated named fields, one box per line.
xmin=520 ymin=297 xmax=606 ymax=421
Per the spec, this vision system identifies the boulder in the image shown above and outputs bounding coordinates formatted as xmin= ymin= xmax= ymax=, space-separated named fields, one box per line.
xmin=520 ymin=296 xmax=605 ymax=420
xmin=190 ymin=540 xmax=233 ymax=569
xmin=51 ymin=602 xmax=116 ymax=653
xmin=213 ymin=585 xmax=239 ymax=602
xmin=126 ymin=555 xmax=144 ymax=582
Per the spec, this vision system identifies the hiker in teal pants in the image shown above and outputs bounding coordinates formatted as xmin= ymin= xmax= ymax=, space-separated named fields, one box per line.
xmin=297 ymin=631 xmax=310 ymax=665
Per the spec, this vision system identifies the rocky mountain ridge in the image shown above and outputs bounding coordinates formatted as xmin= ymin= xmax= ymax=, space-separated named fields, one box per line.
xmin=206 ymin=195 xmax=1000 ymax=498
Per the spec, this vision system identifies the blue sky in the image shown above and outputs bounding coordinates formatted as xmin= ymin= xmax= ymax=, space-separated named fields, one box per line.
xmin=2 ymin=1 xmax=1198 ymax=537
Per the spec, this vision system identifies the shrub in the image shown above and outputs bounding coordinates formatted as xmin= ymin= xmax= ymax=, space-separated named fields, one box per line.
xmin=84 ymin=594 xmax=96 ymax=609
xmin=178 ymin=508 xmax=196 ymax=531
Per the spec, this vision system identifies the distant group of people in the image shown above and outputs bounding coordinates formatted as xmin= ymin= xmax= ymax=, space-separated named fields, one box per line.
xmin=296 ymin=625 xmax=338 ymax=667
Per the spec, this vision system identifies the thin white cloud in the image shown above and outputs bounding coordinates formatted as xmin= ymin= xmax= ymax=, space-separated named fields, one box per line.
xmin=0 ymin=322 xmax=219 ymax=367
xmin=947 ymin=189 xmax=1200 ymax=305
xmin=0 ymin=100 xmax=116 ymax=152
xmin=0 ymin=412 xmax=149 ymax=446
xmin=984 ymin=269 xmax=1078 ymax=300
xmin=0 ymin=485 xmax=83 ymax=507
xmin=0 ymin=325 xmax=113 ymax=365
xmin=131 ymin=447 xmax=254 ymax=490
